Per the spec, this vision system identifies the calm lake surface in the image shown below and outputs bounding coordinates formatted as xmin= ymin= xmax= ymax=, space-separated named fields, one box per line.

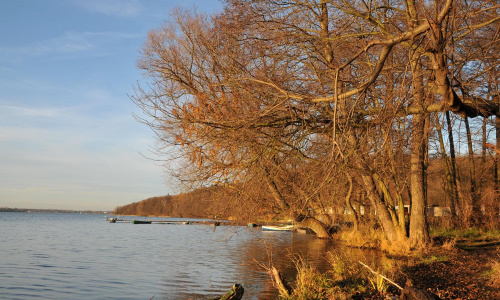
xmin=0 ymin=212 xmax=378 ymax=299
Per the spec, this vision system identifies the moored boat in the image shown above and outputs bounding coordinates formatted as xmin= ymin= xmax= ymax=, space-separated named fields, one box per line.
xmin=262 ymin=225 xmax=294 ymax=231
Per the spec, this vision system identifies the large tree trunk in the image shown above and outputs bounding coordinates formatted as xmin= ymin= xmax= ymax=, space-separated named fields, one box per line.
xmin=409 ymin=114 xmax=430 ymax=248
xmin=409 ymin=49 xmax=430 ymax=247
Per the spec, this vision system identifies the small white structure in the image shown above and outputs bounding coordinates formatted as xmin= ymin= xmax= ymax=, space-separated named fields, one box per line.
xmin=426 ymin=206 xmax=452 ymax=217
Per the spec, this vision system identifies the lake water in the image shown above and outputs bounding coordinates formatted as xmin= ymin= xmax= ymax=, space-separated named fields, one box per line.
xmin=0 ymin=212 xmax=358 ymax=299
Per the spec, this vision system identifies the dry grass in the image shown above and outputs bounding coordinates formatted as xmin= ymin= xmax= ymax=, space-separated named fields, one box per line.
xmin=327 ymin=250 xmax=365 ymax=282
xmin=337 ymin=225 xmax=384 ymax=249
xmin=289 ymin=256 xmax=334 ymax=300
xmin=338 ymin=225 xmax=416 ymax=256
xmin=380 ymin=238 xmax=412 ymax=256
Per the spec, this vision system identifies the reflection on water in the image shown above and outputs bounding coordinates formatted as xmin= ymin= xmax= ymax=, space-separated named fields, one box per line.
xmin=0 ymin=213 xmax=385 ymax=300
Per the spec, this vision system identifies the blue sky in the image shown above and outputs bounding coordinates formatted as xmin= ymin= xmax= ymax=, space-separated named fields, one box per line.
xmin=0 ymin=0 xmax=223 ymax=210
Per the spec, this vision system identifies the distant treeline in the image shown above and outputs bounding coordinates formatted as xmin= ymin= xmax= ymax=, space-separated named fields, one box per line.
xmin=0 ymin=208 xmax=108 ymax=214
xmin=114 ymin=185 xmax=260 ymax=221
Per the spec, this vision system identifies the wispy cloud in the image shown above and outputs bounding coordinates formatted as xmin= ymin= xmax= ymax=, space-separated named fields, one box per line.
xmin=72 ymin=0 xmax=143 ymax=17
xmin=0 ymin=31 xmax=140 ymax=62
xmin=0 ymin=104 xmax=75 ymax=118
xmin=0 ymin=32 xmax=92 ymax=58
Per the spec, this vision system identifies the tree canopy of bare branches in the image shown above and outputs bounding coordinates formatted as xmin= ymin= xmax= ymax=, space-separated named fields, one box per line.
xmin=134 ymin=0 xmax=499 ymax=248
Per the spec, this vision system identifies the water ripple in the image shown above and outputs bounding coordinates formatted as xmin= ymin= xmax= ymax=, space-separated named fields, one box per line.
xmin=0 ymin=212 xmax=345 ymax=299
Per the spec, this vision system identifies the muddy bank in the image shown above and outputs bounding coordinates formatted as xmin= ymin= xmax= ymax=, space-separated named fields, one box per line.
xmin=402 ymin=247 xmax=499 ymax=299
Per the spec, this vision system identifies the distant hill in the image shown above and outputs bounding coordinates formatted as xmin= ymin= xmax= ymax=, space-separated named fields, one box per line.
xmin=0 ymin=208 xmax=108 ymax=214
xmin=114 ymin=186 xmax=254 ymax=220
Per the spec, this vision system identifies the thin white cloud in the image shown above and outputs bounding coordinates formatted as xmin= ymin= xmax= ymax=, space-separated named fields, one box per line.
xmin=73 ymin=0 xmax=143 ymax=17
xmin=0 ymin=126 xmax=55 ymax=142
xmin=0 ymin=104 xmax=75 ymax=118
xmin=0 ymin=32 xmax=92 ymax=58
xmin=0 ymin=31 xmax=140 ymax=61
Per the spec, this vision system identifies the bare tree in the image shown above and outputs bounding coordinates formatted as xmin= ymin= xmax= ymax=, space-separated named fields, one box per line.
xmin=134 ymin=0 xmax=499 ymax=247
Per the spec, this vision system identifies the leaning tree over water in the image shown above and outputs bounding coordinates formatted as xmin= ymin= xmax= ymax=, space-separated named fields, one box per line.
xmin=134 ymin=0 xmax=499 ymax=247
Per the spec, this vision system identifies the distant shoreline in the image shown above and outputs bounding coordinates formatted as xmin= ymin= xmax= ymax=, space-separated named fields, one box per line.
xmin=0 ymin=208 xmax=109 ymax=214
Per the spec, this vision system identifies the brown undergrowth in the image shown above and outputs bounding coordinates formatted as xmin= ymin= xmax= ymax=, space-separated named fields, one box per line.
xmin=272 ymin=229 xmax=500 ymax=299
xmin=402 ymin=246 xmax=499 ymax=299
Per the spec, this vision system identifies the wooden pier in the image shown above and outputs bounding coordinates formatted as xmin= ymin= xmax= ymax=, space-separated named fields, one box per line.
xmin=108 ymin=217 xmax=223 ymax=225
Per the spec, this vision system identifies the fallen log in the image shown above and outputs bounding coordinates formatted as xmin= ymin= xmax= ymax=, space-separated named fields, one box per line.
xmin=212 ymin=284 xmax=244 ymax=300
xmin=270 ymin=266 xmax=292 ymax=298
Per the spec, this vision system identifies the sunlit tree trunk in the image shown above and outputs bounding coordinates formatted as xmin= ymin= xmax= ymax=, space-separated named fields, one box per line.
xmin=409 ymin=51 xmax=430 ymax=247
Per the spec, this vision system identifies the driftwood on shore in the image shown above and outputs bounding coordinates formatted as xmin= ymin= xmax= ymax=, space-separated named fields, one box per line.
xmin=211 ymin=284 xmax=244 ymax=300
xmin=269 ymin=266 xmax=292 ymax=298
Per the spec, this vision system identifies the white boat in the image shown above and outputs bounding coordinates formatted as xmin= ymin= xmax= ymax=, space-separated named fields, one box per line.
xmin=262 ymin=225 xmax=294 ymax=231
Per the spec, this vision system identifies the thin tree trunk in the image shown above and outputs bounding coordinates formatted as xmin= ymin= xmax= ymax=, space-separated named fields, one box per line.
xmin=263 ymin=169 xmax=290 ymax=213
xmin=348 ymin=132 xmax=400 ymax=242
xmin=344 ymin=173 xmax=359 ymax=231
xmin=446 ymin=111 xmax=460 ymax=216
xmin=436 ymin=114 xmax=457 ymax=220
xmin=496 ymin=114 xmax=500 ymax=216
xmin=384 ymin=129 xmax=407 ymax=237
xmin=362 ymin=173 xmax=400 ymax=242
xmin=464 ymin=117 xmax=480 ymax=224
xmin=479 ymin=118 xmax=486 ymax=198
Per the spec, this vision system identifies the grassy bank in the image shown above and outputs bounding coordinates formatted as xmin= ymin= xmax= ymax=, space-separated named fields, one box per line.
xmin=270 ymin=228 xmax=500 ymax=299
